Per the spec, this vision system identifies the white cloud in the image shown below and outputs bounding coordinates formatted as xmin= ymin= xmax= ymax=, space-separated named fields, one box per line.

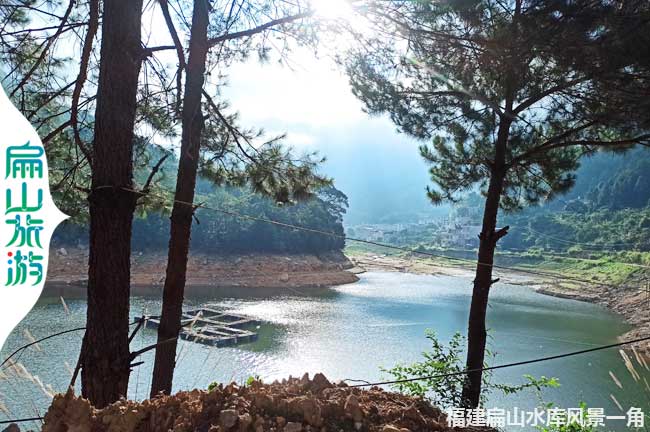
xmin=221 ymin=50 xmax=367 ymax=130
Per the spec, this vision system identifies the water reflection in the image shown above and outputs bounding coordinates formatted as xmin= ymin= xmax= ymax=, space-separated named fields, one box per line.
xmin=0 ymin=271 xmax=646 ymax=432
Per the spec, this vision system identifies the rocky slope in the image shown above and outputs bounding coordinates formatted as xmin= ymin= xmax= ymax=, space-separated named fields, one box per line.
xmin=351 ymin=253 xmax=650 ymax=356
xmin=40 ymin=374 xmax=490 ymax=432
xmin=536 ymin=272 xmax=650 ymax=356
xmin=46 ymin=248 xmax=359 ymax=297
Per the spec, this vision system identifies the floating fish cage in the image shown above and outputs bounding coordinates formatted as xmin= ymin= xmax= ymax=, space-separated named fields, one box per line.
xmin=143 ymin=306 xmax=261 ymax=347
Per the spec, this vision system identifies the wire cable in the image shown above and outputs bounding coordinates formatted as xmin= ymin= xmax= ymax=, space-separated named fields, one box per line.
xmin=120 ymin=186 xmax=636 ymax=290
xmin=526 ymin=226 xmax=645 ymax=250
xmin=345 ymin=334 xmax=650 ymax=388
xmin=2 ymin=335 xmax=649 ymax=424
xmin=0 ymin=417 xmax=43 ymax=425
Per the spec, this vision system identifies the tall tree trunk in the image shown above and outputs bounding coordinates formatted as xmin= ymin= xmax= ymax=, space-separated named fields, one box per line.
xmin=80 ymin=0 xmax=143 ymax=408
xmin=150 ymin=0 xmax=210 ymax=397
xmin=460 ymin=119 xmax=511 ymax=408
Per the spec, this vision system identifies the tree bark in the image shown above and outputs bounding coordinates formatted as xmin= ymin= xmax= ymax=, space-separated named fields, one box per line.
xmin=460 ymin=118 xmax=511 ymax=408
xmin=80 ymin=0 xmax=143 ymax=408
xmin=150 ymin=0 xmax=210 ymax=397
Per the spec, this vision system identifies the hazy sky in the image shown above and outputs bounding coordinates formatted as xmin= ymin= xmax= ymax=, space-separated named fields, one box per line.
xmin=53 ymin=2 xmax=445 ymax=225
xmin=219 ymin=51 xmax=443 ymax=224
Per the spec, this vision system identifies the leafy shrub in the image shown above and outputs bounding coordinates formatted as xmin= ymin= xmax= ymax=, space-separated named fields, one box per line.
xmin=382 ymin=330 xmax=559 ymax=407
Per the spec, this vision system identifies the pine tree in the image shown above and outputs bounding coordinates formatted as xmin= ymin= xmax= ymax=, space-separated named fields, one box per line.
xmin=79 ymin=0 xmax=144 ymax=407
xmin=347 ymin=0 xmax=650 ymax=407
xmin=1 ymin=0 xmax=175 ymax=406
xmin=149 ymin=0 xmax=328 ymax=396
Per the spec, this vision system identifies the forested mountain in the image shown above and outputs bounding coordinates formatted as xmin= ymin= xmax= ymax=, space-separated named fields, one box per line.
xmin=53 ymin=159 xmax=348 ymax=255
xmin=547 ymin=147 xmax=650 ymax=211
xmin=392 ymin=148 xmax=650 ymax=255
xmin=498 ymin=148 xmax=650 ymax=253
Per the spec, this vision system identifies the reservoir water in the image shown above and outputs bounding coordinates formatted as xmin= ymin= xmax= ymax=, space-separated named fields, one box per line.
xmin=1 ymin=271 xmax=647 ymax=430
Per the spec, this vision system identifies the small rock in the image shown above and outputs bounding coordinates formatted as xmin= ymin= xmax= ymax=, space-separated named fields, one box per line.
xmin=289 ymin=396 xmax=322 ymax=427
xmin=220 ymin=409 xmax=239 ymax=429
xmin=276 ymin=416 xmax=287 ymax=427
xmin=403 ymin=405 xmax=423 ymax=422
xmin=344 ymin=394 xmax=363 ymax=423
xmin=252 ymin=393 xmax=274 ymax=411
xmin=57 ymin=247 xmax=67 ymax=256
xmin=2 ymin=424 xmax=20 ymax=432
xmin=279 ymin=272 xmax=290 ymax=282
xmin=253 ymin=416 xmax=265 ymax=432
xmin=284 ymin=422 xmax=303 ymax=432
xmin=311 ymin=373 xmax=332 ymax=392
xmin=239 ymin=413 xmax=252 ymax=432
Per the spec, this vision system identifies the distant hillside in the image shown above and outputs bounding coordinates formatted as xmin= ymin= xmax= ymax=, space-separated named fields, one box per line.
xmin=52 ymin=141 xmax=349 ymax=255
xmin=365 ymin=147 xmax=650 ymax=255
xmin=547 ymin=147 xmax=650 ymax=211
xmin=54 ymin=182 xmax=347 ymax=254
xmin=499 ymin=147 xmax=650 ymax=253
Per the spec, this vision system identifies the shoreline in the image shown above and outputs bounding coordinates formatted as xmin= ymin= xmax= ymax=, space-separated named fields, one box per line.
xmin=349 ymin=252 xmax=650 ymax=356
xmin=45 ymin=247 xmax=359 ymax=298
xmin=44 ymin=247 xmax=649 ymax=354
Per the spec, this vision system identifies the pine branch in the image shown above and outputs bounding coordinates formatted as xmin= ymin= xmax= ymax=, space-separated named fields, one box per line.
xmin=207 ymin=10 xmax=313 ymax=47
xmin=514 ymin=134 xmax=650 ymax=164
xmin=142 ymin=154 xmax=170 ymax=192
xmin=8 ymin=0 xmax=75 ymax=98
xmin=201 ymin=89 xmax=257 ymax=163
xmin=158 ymin=0 xmax=186 ymax=113
xmin=71 ymin=0 xmax=99 ymax=165
xmin=512 ymin=78 xmax=588 ymax=115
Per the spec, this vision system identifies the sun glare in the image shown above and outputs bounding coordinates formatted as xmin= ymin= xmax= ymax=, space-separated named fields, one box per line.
xmin=310 ymin=0 xmax=356 ymax=21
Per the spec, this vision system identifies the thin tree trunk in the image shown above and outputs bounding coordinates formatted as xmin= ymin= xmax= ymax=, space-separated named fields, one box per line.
xmin=80 ymin=0 xmax=143 ymax=408
xmin=461 ymin=119 xmax=511 ymax=408
xmin=150 ymin=0 xmax=210 ymax=397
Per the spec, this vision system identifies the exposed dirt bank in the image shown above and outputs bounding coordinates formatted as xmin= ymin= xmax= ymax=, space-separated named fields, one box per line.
xmin=41 ymin=374 xmax=489 ymax=432
xmin=350 ymin=253 xmax=650 ymax=356
xmin=45 ymin=248 xmax=359 ymax=298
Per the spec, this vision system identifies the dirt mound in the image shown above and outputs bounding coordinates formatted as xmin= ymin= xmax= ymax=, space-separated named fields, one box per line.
xmin=41 ymin=373 xmax=487 ymax=432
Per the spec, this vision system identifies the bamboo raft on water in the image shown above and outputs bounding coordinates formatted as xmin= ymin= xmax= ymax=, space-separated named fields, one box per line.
xmin=143 ymin=306 xmax=261 ymax=347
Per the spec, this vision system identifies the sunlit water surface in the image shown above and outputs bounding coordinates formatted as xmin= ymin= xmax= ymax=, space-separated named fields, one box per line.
xmin=1 ymin=271 xmax=647 ymax=430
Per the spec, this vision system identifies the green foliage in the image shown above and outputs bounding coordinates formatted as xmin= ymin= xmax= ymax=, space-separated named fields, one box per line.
xmin=347 ymin=0 xmax=649 ymax=213
xmin=246 ymin=375 xmax=260 ymax=387
xmin=499 ymin=209 xmax=650 ymax=253
xmin=583 ymin=151 xmax=650 ymax=211
xmin=54 ymin=177 xmax=348 ymax=254
xmin=381 ymin=331 xmax=469 ymax=407
xmin=207 ymin=375 xmax=260 ymax=391
xmin=382 ymin=330 xmax=559 ymax=407
xmin=536 ymin=403 xmax=595 ymax=432
xmin=494 ymin=374 xmax=560 ymax=397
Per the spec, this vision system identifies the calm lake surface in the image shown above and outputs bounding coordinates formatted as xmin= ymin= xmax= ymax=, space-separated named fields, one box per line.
xmin=1 ymin=271 xmax=647 ymax=430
